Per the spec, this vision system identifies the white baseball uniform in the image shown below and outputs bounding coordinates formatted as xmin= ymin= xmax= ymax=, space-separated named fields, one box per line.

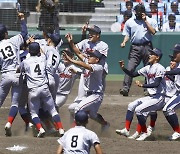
xmin=163 ymin=63 xmax=180 ymax=115
xmin=20 ymin=54 xmax=58 ymax=119
xmin=127 ymin=63 xmax=166 ymax=116
xmin=57 ymin=126 xmax=100 ymax=154
xmin=55 ymin=61 xmax=81 ymax=108
xmin=0 ymin=34 xmax=24 ymax=107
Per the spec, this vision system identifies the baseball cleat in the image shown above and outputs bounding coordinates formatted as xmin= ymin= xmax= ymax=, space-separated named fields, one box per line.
xmin=147 ymin=126 xmax=155 ymax=135
xmin=5 ymin=122 xmax=12 ymax=137
xmin=116 ymin=128 xmax=129 ymax=137
xmin=59 ymin=128 xmax=65 ymax=137
xmin=169 ymin=132 xmax=180 ymax=141
xmin=136 ymin=132 xmax=151 ymax=141
xmin=128 ymin=131 xmax=140 ymax=139
xmin=37 ymin=128 xmax=45 ymax=138
xmin=101 ymin=122 xmax=110 ymax=132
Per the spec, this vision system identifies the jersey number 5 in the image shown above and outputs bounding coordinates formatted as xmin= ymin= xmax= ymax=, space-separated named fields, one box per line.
xmin=71 ymin=135 xmax=78 ymax=148
xmin=52 ymin=54 xmax=57 ymax=66
xmin=34 ymin=64 xmax=42 ymax=75
xmin=0 ymin=46 xmax=14 ymax=59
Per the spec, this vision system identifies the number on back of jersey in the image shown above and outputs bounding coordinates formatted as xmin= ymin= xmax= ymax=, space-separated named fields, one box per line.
xmin=34 ymin=64 xmax=42 ymax=75
xmin=0 ymin=46 xmax=14 ymax=59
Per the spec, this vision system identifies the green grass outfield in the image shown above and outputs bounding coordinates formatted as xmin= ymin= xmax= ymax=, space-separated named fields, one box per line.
xmin=106 ymin=74 xmax=144 ymax=81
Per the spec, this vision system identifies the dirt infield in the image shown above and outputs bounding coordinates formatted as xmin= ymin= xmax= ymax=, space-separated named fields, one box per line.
xmin=0 ymin=81 xmax=179 ymax=154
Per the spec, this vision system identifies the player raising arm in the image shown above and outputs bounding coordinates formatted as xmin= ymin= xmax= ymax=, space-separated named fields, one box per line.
xmin=116 ymin=48 xmax=166 ymax=141
xmin=0 ymin=12 xmax=28 ymax=136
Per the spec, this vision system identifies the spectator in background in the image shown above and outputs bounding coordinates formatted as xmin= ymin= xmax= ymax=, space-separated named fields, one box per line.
xmin=149 ymin=0 xmax=163 ymax=18
xmin=121 ymin=1 xmax=133 ymax=14
xmin=170 ymin=1 xmax=179 ymax=15
xmin=36 ymin=0 xmax=60 ymax=31
xmin=111 ymin=10 xmax=132 ymax=32
xmin=162 ymin=14 xmax=180 ymax=32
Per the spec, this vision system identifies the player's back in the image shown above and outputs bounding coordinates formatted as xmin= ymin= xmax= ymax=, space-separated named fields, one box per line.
xmin=59 ymin=126 xmax=100 ymax=154
xmin=22 ymin=54 xmax=48 ymax=89
xmin=0 ymin=39 xmax=19 ymax=73
xmin=45 ymin=46 xmax=60 ymax=76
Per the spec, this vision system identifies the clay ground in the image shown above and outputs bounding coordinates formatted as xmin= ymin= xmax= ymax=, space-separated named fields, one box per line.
xmin=0 ymin=81 xmax=179 ymax=154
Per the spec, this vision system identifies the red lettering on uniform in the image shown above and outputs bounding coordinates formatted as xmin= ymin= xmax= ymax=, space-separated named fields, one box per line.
xmin=84 ymin=71 xmax=91 ymax=77
xmin=147 ymin=74 xmax=155 ymax=79
xmin=59 ymin=73 xmax=72 ymax=78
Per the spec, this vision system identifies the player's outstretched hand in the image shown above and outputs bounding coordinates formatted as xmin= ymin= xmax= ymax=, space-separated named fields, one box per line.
xmin=120 ymin=42 xmax=126 ymax=48
xmin=82 ymin=22 xmax=89 ymax=34
xmin=63 ymin=52 xmax=72 ymax=62
xmin=119 ymin=60 xmax=125 ymax=69
xmin=135 ymin=80 xmax=143 ymax=87
xmin=18 ymin=12 xmax=25 ymax=20
xmin=65 ymin=33 xmax=73 ymax=43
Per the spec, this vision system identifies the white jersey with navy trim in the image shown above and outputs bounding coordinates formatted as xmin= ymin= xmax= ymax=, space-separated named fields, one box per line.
xmin=165 ymin=66 xmax=177 ymax=97
xmin=57 ymin=126 xmax=100 ymax=154
xmin=83 ymin=63 xmax=104 ymax=94
xmin=57 ymin=62 xmax=81 ymax=95
xmin=76 ymin=39 xmax=108 ymax=57
xmin=0 ymin=34 xmax=24 ymax=73
xmin=21 ymin=54 xmax=48 ymax=89
xmin=174 ymin=62 xmax=180 ymax=92
xmin=138 ymin=63 xmax=166 ymax=95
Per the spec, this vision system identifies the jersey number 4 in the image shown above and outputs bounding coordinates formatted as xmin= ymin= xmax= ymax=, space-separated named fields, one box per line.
xmin=34 ymin=64 xmax=42 ymax=75
xmin=0 ymin=46 xmax=14 ymax=59
xmin=71 ymin=135 xmax=78 ymax=148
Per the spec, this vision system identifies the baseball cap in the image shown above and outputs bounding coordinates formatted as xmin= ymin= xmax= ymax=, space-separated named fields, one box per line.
xmin=48 ymin=33 xmax=61 ymax=46
xmin=61 ymin=48 xmax=74 ymax=57
xmin=171 ymin=43 xmax=180 ymax=55
xmin=169 ymin=54 xmax=174 ymax=61
xmin=149 ymin=48 xmax=163 ymax=58
xmin=87 ymin=25 xmax=101 ymax=34
xmin=0 ymin=24 xmax=7 ymax=40
xmin=29 ymin=42 xmax=40 ymax=56
xmin=75 ymin=110 xmax=88 ymax=124
xmin=87 ymin=50 xmax=102 ymax=59
xmin=123 ymin=10 xmax=133 ymax=18
xmin=134 ymin=4 xmax=146 ymax=13
xmin=171 ymin=1 xmax=178 ymax=6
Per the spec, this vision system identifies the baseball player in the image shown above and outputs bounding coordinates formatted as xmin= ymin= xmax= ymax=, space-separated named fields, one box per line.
xmin=128 ymin=55 xmax=177 ymax=139
xmin=0 ymin=13 xmax=28 ymax=136
xmin=63 ymin=37 xmax=109 ymax=130
xmin=57 ymin=110 xmax=103 ymax=154
xmin=66 ymin=25 xmax=109 ymax=129
xmin=20 ymin=42 xmax=64 ymax=137
xmin=43 ymin=33 xmax=61 ymax=101
xmin=55 ymin=48 xmax=82 ymax=110
xmin=163 ymin=43 xmax=180 ymax=140
xmin=116 ymin=48 xmax=166 ymax=141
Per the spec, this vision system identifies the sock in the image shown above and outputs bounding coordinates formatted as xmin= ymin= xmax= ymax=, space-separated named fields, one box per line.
xmin=52 ymin=115 xmax=63 ymax=129
xmin=125 ymin=110 xmax=134 ymax=131
xmin=136 ymin=123 xmax=142 ymax=134
xmin=150 ymin=113 xmax=157 ymax=128
xmin=32 ymin=117 xmax=42 ymax=130
xmin=8 ymin=106 xmax=18 ymax=124
xmin=165 ymin=114 xmax=180 ymax=133
xmin=137 ymin=115 xmax=147 ymax=133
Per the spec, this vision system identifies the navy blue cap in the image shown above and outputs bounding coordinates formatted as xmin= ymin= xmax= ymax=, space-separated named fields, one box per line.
xmin=75 ymin=110 xmax=88 ymax=124
xmin=87 ymin=25 xmax=101 ymax=34
xmin=48 ymin=33 xmax=61 ymax=47
xmin=0 ymin=24 xmax=7 ymax=36
xmin=87 ymin=50 xmax=102 ymax=59
xmin=171 ymin=1 xmax=178 ymax=6
xmin=171 ymin=43 xmax=180 ymax=55
xmin=149 ymin=48 xmax=163 ymax=58
xmin=29 ymin=42 xmax=40 ymax=55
